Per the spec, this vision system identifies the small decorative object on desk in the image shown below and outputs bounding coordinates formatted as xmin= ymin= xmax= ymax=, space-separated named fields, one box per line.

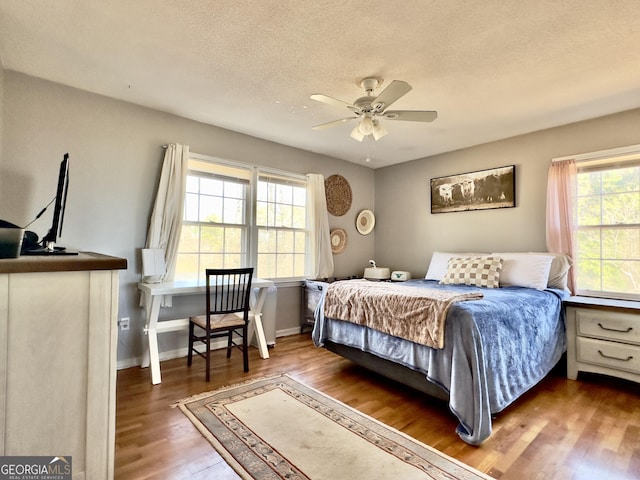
xmin=0 ymin=227 xmax=25 ymax=259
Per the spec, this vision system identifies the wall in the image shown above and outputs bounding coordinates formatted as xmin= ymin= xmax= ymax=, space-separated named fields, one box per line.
xmin=374 ymin=108 xmax=640 ymax=278
xmin=0 ymin=61 xmax=4 ymax=173
xmin=0 ymin=71 xmax=374 ymax=367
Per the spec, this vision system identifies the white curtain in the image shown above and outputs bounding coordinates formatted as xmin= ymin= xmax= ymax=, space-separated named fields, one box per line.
xmin=145 ymin=143 xmax=190 ymax=281
xmin=306 ymin=174 xmax=334 ymax=279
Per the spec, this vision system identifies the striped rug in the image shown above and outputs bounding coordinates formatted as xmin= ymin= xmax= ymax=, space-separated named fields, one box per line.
xmin=175 ymin=374 xmax=493 ymax=480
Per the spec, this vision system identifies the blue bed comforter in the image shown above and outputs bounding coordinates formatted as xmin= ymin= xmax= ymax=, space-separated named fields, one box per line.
xmin=312 ymin=279 xmax=568 ymax=445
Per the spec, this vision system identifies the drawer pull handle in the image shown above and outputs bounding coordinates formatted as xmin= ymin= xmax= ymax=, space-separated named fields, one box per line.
xmin=598 ymin=350 xmax=633 ymax=362
xmin=597 ymin=323 xmax=632 ymax=333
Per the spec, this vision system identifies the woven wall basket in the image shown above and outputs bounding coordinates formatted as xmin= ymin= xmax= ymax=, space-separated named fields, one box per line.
xmin=330 ymin=228 xmax=347 ymax=254
xmin=325 ymin=174 xmax=352 ymax=217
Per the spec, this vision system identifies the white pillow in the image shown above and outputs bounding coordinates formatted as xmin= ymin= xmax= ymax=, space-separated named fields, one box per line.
xmin=528 ymin=252 xmax=572 ymax=291
xmin=425 ymin=251 xmax=485 ymax=280
xmin=491 ymin=252 xmax=554 ymax=290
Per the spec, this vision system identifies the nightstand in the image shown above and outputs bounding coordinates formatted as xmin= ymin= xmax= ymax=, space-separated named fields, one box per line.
xmin=300 ymin=279 xmax=331 ymax=333
xmin=300 ymin=277 xmax=359 ymax=333
xmin=565 ymin=296 xmax=640 ymax=384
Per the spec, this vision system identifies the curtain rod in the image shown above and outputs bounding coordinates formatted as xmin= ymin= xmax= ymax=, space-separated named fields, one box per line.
xmin=552 ymin=143 xmax=640 ymax=163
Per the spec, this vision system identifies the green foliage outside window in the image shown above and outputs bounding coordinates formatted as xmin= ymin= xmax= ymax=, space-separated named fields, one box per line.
xmin=576 ymin=166 xmax=640 ymax=296
xmin=174 ymin=161 xmax=309 ymax=282
xmin=256 ymin=178 xmax=307 ymax=279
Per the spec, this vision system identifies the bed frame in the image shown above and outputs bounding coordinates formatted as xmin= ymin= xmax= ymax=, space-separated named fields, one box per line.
xmin=325 ymin=340 xmax=449 ymax=401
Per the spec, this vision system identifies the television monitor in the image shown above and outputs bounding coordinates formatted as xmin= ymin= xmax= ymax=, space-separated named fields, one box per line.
xmin=22 ymin=153 xmax=77 ymax=255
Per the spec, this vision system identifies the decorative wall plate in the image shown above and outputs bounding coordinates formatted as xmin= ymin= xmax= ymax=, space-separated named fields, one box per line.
xmin=325 ymin=174 xmax=352 ymax=216
xmin=330 ymin=228 xmax=347 ymax=254
xmin=356 ymin=209 xmax=375 ymax=235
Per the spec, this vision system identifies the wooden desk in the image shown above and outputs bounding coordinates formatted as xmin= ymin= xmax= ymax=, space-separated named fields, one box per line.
xmin=138 ymin=278 xmax=274 ymax=385
xmin=0 ymin=252 xmax=127 ymax=480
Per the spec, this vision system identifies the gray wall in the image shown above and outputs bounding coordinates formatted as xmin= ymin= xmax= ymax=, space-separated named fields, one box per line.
xmin=374 ymin=108 xmax=640 ymax=278
xmin=0 ymin=61 xmax=4 ymax=172
xmin=0 ymin=71 xmax=374 ymax=366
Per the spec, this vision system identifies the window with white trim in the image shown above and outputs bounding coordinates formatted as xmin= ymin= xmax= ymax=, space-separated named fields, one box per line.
xmin=256 ymin=173 xmax=307 ymax=278
xmin=175 ymin=155 xmax=308 ymax=282
xmin=574 ymin=147 xmax=640 ymax=299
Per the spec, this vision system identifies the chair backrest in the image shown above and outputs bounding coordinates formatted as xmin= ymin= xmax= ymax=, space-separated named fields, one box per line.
xmin=205 ymin=267 xmax=254 ymax=317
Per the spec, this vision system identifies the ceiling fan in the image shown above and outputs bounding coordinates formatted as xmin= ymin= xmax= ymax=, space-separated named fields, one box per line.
xmin=310 ymin=77 xmax=437 ymax=142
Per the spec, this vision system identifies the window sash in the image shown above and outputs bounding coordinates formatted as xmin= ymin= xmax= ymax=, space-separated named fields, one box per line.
xmin=176 ymin=155 xmax=309 ymax=281
xmin=255 ymin=171 xmax=308 ymax=279
xmin=574 ymin=151 xmax=640 ymax=300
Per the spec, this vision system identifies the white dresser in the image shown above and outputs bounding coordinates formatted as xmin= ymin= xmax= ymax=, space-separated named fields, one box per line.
xmin=565 ymin=296 xmax=640 ymax=384
xmin=0 ymin=252 xmax=127 ymax=479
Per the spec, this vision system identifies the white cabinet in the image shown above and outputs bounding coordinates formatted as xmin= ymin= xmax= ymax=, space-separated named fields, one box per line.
xmin=566 ymin=297 xmax=640 ymax=384
xmin=0 ymin=253 xmax=126 ymax=480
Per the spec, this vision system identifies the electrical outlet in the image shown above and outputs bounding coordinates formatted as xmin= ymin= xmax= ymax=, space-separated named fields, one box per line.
xmin=119 ymin=317 xmax=130 ymax=331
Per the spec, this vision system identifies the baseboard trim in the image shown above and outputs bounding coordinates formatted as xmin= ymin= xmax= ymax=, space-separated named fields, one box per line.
xmin=116 ymin=328 xmax=306 ymax=370
xmin=277 ymin=326 xmax=304 ymax=338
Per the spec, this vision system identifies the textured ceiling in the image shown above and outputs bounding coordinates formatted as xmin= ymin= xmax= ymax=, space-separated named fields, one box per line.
xmin=1 ymin=1 xmax=639 ymax=168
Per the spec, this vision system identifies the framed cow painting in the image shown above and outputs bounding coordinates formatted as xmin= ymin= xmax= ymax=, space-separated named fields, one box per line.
xmin=430 ymin=165 xmax=515 ymax=213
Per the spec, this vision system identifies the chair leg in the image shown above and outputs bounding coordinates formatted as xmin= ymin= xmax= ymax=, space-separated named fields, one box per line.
xmin=242 ymin=325 xmax=249 ymax=372
xmin=187 ymin=322 xmax=194 ymax=367
xmin=226 ymin=330 xmax=233 ymax=358
xmin=205 ymin=330 xmax=211 ymax=382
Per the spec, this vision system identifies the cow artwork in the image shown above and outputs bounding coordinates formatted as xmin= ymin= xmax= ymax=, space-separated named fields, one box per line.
xmin=430 ymin=165 xmax=515 ymax=213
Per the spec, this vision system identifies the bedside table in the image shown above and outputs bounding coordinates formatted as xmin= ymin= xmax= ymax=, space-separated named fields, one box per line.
xmin=300 ymin=277 xmax=359 ymax=333
xmin=300 ymin=279 xmax=330 ymax=333
xmin=565 ymin=296 xmax=640 ymax=384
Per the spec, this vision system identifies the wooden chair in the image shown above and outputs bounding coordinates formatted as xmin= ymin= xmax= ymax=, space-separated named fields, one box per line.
xmin=187 ymin=267 xmax=254 ymax=381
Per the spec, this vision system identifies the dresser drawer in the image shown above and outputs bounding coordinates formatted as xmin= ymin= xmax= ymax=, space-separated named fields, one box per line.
xmin=576 ymin=309 xmax=640 ymax=346
xmin=577 ymin=337 xmax=640 ymax=375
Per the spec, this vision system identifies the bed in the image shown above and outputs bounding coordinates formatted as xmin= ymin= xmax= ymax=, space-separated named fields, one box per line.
xmin=312 ymin=252 xmax=571 ymax=445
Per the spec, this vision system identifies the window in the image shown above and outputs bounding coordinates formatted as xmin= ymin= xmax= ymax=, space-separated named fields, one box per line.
xmin=574 ymin=147 xmax=640 ymax=299
xmin=175 ymin=155 xmax=308 ymax=281
xmin=256 ymin=173 xmax=307 ymax=278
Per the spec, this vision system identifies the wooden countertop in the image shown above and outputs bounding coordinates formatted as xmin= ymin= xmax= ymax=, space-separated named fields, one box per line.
xmin=0 ymin=251 xmax=127 ymax=274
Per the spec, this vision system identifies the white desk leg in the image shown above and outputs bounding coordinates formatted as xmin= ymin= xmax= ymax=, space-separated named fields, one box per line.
xmin=140 ymin=293 xmax=153 ymax=368
xmin=141 ymin=296 xmax=163 ymax=385
xmin=253 ymin=313 xmax=269 ymax=359
xmin=251 ymin=287 xmax=270 ymax=359
xmin=148 ymin=327 xmax=161 ymax=385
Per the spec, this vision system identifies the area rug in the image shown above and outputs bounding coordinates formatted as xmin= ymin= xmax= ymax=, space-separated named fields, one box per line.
xmin=175 ymin=374 xmax=493 ymax=480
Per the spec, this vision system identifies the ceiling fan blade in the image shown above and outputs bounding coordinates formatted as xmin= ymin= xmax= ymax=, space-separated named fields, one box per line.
xmin=350 ymin=124 xmax=365 ymax=142
xmin=382 ymin=110 xmax=438 ymax=122
xmin=310 ymin=94 xmax=355 ymax=110
xmin=312 ymin=117 xmax=357 ymax=130
xmin=372 ymin=80 xmax=412 ymax=111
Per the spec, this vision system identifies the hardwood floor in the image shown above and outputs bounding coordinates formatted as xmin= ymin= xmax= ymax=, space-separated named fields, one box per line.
xmin=115 ymin=333 xmax=640 ymax=479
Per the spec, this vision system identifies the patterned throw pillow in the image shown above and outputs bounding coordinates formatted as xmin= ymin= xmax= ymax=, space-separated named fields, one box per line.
xmin=439 ymin=256 xmax=503 ymax=288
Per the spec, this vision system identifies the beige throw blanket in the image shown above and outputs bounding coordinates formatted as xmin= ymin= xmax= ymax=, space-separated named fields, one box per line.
xmin=323 ymin=280 xmax=484 ymax=349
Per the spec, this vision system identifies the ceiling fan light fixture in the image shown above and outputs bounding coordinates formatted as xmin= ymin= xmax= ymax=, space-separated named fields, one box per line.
xmin=372 ymin=120 xmax=388 ymax=141
xmin=350 ymin=124 xmax=365 ymax=142
xmin=311 ymin=77 xmax=437 ymax=146
xmin=358 ymin=115 xmax=374 ymax=135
